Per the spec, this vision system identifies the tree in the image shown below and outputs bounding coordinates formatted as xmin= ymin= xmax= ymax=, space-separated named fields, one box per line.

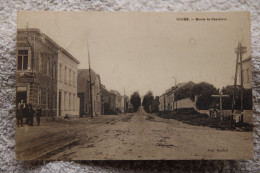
xmin=191 ymin=82 xmax=218 ymax=110
xmin=142 ymin=91 xmax=154 ymax=113
xmin=130 ymin=91 xmax=141 ymax=112
xmin=174 ymin=81 xmax=195 ymax=101
xmin=152 ymin=96 xmax=160 ymax=113
xmin=222 ymin=85 xmax=252 ymax=110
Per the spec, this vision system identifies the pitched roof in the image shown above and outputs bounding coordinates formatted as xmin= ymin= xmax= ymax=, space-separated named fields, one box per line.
xmin=17 ymin=28 xmax=80 ymax=64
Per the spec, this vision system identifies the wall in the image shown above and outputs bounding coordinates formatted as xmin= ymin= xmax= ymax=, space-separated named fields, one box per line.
xmin=57 ymin=47 xmax=79 ymax=116
xmin=16 ymin=29 xmax=58 ymax=116
xmin=174 ymin=98 xmax=196 ymax=110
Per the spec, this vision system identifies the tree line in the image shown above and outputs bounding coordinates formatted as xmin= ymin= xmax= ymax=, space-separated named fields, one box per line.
xmin=129 ymin=81 xmax=252 ymax=113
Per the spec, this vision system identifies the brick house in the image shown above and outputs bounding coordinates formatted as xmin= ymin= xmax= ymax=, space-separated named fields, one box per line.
xmin=16 ymin=29 xmax=58 ymax=116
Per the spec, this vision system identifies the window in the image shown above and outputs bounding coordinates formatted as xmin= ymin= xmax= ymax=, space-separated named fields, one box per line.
xmin=46 ymin=59 xmax=50 ymax=76
xmin=59 ymin=64 xmax=62 ymax=82
xmin=73 ymin=94 xmax=75 ymax=111
xmin=38 ymin=87 xmax=41 ymax=106
xmin=39 ymin=53 xmax=43 ymax=73
xmin=52 ymin=61 xmax=56 ymax=79
xmin=69 ymin=93 xmax=71 ymax=110
xmin=69 ymin=69 xmax=71 ymax=85
xmin=17 ymin=50 xmax=28 ymax=70
xmin=64 ymin=92 xmax=66 ymax=111
xmin=73 ymin=71 xmax=76 ymax=87
xmin=64 ymin=66 xmax=67 ymax=84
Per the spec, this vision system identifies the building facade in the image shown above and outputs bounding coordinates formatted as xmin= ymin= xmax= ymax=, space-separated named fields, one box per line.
xmin=77 ymin=69 xmax=102 ymax=117
xmin=241 ymin=56 xmax=252 ymax=89
xmin=110 ymin=90 xmax=124 ymax=113
xmin=16 ymin=29 xmax=58 ymax=116
xmin=57 ymin=49 xmax=80 ymax=117
xmin=101 ymin=85 xmax=120 ymax=114
xmin=159 ymin=82 xmax=197 ymax=112
xmin=159 ymin=94 xmax=166 ymax=112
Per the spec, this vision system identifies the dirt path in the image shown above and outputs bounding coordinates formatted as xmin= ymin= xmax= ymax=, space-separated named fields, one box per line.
xmin=16 ymin=114 xmax=130 ymax=160
xmin=50 ymin=107 xmax=253 ymax=160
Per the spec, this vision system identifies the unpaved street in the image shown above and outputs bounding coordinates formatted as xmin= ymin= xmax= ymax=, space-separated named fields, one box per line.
xmin=49 ymin=107 xmax=253 ymax=160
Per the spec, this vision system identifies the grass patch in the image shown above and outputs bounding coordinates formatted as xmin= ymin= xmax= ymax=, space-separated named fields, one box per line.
xmin=157 ymin=108 xmax=252 ymax=131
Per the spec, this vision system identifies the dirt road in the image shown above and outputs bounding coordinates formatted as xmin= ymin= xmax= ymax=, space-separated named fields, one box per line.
xmin=48 ymin=107 xmax=253 ymax=160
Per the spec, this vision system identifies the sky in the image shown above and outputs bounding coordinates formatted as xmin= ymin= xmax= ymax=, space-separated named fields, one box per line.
xmin=17 ymin=11 xmax=251 ymax=97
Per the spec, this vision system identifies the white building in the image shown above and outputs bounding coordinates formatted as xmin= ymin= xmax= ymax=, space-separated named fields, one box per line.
xmin=241 ymin=56 xmax=252 ymax=89
xmin=57 ymin=48 xmax=80 ymax=117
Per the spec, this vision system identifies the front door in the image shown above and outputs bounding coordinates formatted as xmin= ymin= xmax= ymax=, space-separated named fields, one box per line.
xmin=16 ymin=91 xmax=27 ymax=106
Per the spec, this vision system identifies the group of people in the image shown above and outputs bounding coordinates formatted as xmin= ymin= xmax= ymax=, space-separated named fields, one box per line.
xmin=16 ymin=100 xmax=42 ymax=127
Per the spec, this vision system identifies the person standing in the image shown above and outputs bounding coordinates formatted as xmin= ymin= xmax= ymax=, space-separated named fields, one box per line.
xmin=16 ymin=101 xmax=23 ymax=127
xmin=36 ymin=106 xmax=42 ymax=126
xmin=28 ymin=104 xmax=35 ymax=126
xmin=21 ymin=100 xmax=28 ymax=125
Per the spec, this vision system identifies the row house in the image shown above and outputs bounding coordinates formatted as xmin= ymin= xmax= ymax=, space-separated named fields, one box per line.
xmin=16 ymin=28 xmax=80 ymax=117
xmin=17 ymin=29 xmax=58 ymax=116
xmin=159 ymin=82 xmax=196 ymax=112
xmin=57 ymin=48 xmax=80 ymax=116
xmin=77 ymin=69 xmax=102 ymax=117
xmin=110 ymin=90 xmax=124 ymax=113
xmin=101 ymin=85 xmax=118 ymax=114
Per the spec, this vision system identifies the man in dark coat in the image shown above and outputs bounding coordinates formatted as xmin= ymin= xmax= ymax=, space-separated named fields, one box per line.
xmin=28 ymin=104 xmax=35 ymax=126
xmin=16 ymin=101 xmax=23 ymax=127
xmin=35 ymin=106 xmax=42 ymax=126
xmin=21 ymin=100 xmax=28 ymax=125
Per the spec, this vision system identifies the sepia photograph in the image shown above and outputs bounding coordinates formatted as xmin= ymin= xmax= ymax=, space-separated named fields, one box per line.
xmin=16 ymin=11 xmax=253 ymax=160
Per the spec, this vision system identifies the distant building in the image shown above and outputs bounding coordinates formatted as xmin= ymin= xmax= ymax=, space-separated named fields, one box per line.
xmin=159 ymin=82 xmax=197 ymax=111
xmin=110 ymin=90 xmax=124 ymax=113
xmin=109 ymin=92 xmax=116 ymax=113
xmin=57 ymin=48 xmax=80 ymax=117
xmin=101 ymin=85 xmax=117 ymax=114
xmin=77 ymin=69 xmax=102 ymax=117
xmin=159 ymin=94 xmax=166 ymax=112
xmin=17 ymin=29 xmax=58 ymax=116
xmin=165 ymin=88 xmax=175 ymax=111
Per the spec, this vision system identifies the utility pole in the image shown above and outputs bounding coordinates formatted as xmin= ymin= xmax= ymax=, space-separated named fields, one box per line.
xmin=232 ymin=44 xmax=239 ymax=114
xmin=232 ymin=42 xmax=246 ymax=112
xmin=172 ymin=76 xmax=177 ymax=87
xmin=87 ymin=41 xmax=93 ymax=119
xmin=231 ymin=42 xmax=247 ymax=126
xmin=239 ymin=43 xmax=246 ymax=113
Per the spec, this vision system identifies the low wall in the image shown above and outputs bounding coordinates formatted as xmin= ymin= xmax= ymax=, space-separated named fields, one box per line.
xmin=198 ymin=109 xmax=253 ymax=124
xmin=174 ymin=98 xmax=196 ymax=110
xmin=233 ymin=110 xmax=253 ymax=124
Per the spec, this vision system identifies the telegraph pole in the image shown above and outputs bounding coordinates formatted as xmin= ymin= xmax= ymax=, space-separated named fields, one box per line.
xmin=232 ymin=44 xmax=240 ymax=114
xmin=87 ymin=41 xmax=93 ymax=119
xmin=231 ymin=42 xmax=247 ymax=126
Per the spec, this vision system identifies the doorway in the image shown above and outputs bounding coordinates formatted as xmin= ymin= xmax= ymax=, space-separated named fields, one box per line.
xmin=58 ymin=91 xmax=62 ymax=116
xmin=16 ymin=91 xmax=27 ymax=106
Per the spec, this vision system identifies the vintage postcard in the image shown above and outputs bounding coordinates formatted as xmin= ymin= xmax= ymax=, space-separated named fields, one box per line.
xmin=16 ymin=11 xmax=253 ymax=160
